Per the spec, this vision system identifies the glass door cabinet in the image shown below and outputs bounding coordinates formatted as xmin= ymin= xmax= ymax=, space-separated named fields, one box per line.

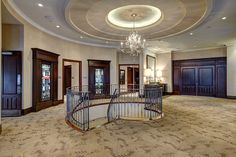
xmin=88 ymin=60 xmax=110 ymax=99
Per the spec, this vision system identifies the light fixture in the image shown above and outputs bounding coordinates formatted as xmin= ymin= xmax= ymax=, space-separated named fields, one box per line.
xmin=156 ymin=70 xmax=162 ymax=83
xmin=80 ymin=36 xmax=83 ymax=39
xmin=120 ymin=13 xmax=146 ymax=56
xmin=156 ymin=70 xmax=162 ymax=78
xmin=38 ymin=3 xmax=44 ymax=7
xmin=222 ymin=17 xmax=227 ymax=20
xmin=190 ymin=32 xmax=194 ymax=35
xmin=56 ymin=25 xmax=60 ymax=28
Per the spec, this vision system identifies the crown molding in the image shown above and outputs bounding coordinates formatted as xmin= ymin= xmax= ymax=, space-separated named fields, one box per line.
xmin=173 ymin=46 xmax=226 ymax=53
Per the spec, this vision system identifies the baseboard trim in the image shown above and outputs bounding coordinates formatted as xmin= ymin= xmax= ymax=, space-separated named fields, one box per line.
xmin=227 ymin=96 xmax=236 ymax=99
xmin=53 ymin=99 xmax=64 ymax=106
xmin=164 ymin=92 xmax=174 ymax=95
xmin=21 ymin=107 xmax=33 ymax=115
xmin=21 ymin=99 xmax=64 ymax=115
xmin=0 ymin=124 xmax=2 ymax=134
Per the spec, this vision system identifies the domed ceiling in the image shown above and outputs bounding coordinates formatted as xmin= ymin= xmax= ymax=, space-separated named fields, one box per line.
xmin=4 ymin=0 xmax=236 ymax=52
xmin=66 ymin=0 xmax=209 ymax=41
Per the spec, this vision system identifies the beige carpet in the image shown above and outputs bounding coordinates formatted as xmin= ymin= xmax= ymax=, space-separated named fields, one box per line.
xmin=0 ymin=96 xmax=236 ymax=157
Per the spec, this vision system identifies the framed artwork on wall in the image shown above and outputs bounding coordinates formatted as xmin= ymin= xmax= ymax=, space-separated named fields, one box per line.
xmin=146 ymin=55 xmax=156 ymax=81
xmin=119 ymin=70 xmax=125 ymax=85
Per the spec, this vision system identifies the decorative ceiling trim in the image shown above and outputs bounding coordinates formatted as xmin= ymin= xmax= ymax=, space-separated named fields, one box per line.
xmin=65 ymin=0 xmax=214 ymax=41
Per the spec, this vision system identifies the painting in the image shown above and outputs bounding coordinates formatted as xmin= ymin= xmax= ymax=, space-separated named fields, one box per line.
xmin=146 ymin=55 xmax=156 ymax=81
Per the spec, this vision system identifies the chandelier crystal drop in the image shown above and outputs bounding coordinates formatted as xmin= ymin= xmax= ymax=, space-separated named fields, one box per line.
xmin=120 ymin=14 xmax=146 ymax=56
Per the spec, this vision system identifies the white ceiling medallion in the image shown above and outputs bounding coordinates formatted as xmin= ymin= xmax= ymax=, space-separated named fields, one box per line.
xmin=107 ymin=5 xmax=162 ymax=28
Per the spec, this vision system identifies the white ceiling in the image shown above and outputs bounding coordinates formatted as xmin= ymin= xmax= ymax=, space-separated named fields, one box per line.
xmin=3 ymin=0 xmax=236 ymax=53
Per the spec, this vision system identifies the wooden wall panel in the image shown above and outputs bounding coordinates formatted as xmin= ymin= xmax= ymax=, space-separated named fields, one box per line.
xmin=173 ymin=57 xmax=226 ymax=98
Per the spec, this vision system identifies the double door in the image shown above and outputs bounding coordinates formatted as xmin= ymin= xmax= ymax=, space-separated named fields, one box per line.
xmin=181 ymin=66 xmax=215 ymax=96
xmin=173 ymin=58 xmax=226 ymax=98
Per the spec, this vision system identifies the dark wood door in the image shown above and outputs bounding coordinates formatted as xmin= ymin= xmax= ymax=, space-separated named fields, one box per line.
xmin=127 ymin=67 xmax=134 ymax=90
xmin=197 ymin=66 xmax=215 ymax=96
xmin=1 ymin=51 xmax=22 ymax=116
xmin=216 ymin=65 xmax=226 ymax=97
xmin=173 ymin=67 xmax=181 ymax=94
xmin=181 ymin=67 xmax=197 ymax=95
xmin=134 ymin=68 xmax=139 ymax=89
xmin=63 ymin=65 xmax=72 ymax=95
xmin=173 ymin=57 xmax=226 ymax=98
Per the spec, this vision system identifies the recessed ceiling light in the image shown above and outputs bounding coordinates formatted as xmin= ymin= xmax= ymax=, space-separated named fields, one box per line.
xmin=56 ymin=25 xmax=60 ymax=28
xmin=222 ymin=17 xmax=227 ymax=20
xmin=190 ymin=32 xmax=194 ymax=36
xmin=38 ymin=3 xmax=44 ymax=7
xmin=80 ymin=36 xmax=83 ymax=39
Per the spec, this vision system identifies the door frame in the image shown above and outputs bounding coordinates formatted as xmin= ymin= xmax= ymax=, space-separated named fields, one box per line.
xmin=62 ymin=59 xmax=82 ymax=98
xmin=1 ymin=51 xmax=22 ymax=116
xmin=119 ymin=64 xmax=140 ymax=88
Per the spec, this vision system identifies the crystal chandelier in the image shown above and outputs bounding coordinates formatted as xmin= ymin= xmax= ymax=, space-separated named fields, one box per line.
xmin=120 ymin=13 xmax=146 ymax=56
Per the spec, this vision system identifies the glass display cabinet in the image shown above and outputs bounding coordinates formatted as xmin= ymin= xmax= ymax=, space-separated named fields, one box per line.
xmin=41 ymin=64 xmax=51 ymax=101
xmin=95 ymin=68 xmax=104 ymax=94
xmin=32 ymin=48 xmax=59 ymax=111
xmin=88 ymin=60 xmax=110 ymax=98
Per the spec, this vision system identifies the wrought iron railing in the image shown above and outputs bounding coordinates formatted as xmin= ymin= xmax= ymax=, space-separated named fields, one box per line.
xmin=66 ymin=87 xmax=90 ymax=131
xmin=66 ymin=85 xmax=163 ymax=132
xmin=107 ymin=87 xmax=163 ymax=122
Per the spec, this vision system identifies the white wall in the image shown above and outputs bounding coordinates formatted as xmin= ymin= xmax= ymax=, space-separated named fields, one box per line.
xmin=172 ymin=48 xmax=226 ymax=60
xmin=227 ymin=45 xmax=236 ymax=97
xmin=2 ymin=24 xmax=24 ymax=51
xmin=23 ymin=24 xmax=117 ymax=109
xmin=156 ymin=52 xmax=172 ymax=92
xmin=3 ymin=1 xmax=118 ymax=109
xmin=118 ymin=52 xmax=139 ymax=64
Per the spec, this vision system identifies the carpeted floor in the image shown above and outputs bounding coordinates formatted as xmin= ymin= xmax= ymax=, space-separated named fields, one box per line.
xmin=0 ymin=96 xmax=236 ymax=157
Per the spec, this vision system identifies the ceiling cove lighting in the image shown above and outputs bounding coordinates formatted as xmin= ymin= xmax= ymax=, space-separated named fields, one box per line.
xmin=107 ymin=5 xmax=162 ymax=28
xmin=38 ymin=3 xmax=44 ymax=7
xmin=120 ymin=13 xmax=146 ymax=56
